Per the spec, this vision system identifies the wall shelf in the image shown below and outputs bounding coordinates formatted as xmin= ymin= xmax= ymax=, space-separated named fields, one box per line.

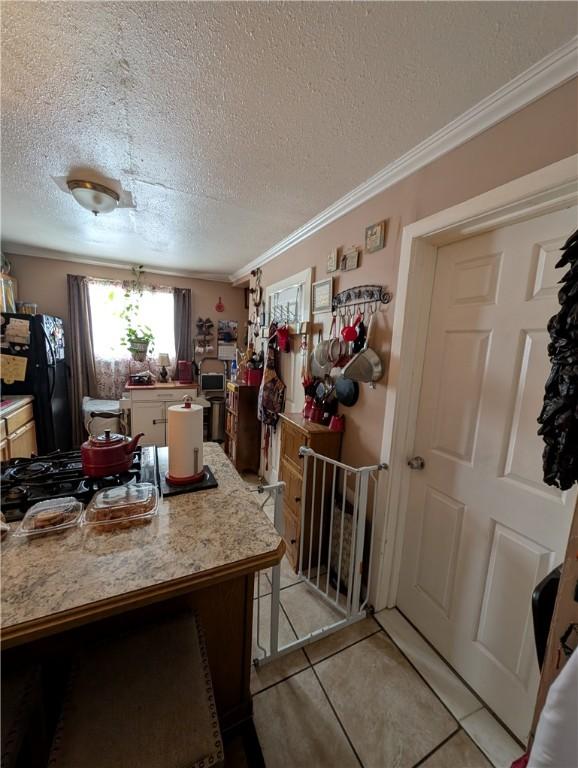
xmin=331 ymin=284 xmax=392 ymax=313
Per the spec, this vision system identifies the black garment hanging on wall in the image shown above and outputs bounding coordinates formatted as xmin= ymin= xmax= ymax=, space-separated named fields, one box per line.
xmin=538 ymin=228 xmax=578 ymax=491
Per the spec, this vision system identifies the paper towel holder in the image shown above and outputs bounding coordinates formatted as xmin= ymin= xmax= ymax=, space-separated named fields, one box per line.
xmin=165 ymin=396 xmax=205 ymax=486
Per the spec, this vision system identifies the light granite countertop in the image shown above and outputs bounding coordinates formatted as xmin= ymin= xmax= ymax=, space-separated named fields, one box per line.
xmin=1 ymin=443 xmax=283 ymax=646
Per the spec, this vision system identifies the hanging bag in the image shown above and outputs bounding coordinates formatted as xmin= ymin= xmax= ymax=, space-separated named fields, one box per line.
xmin=258 ymin=324 xmax=287 ymax=469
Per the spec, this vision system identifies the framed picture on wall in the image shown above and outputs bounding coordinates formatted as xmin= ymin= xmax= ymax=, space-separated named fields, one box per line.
xmin=340 ymin=247 xmax=359 ymax=272
xmin=327 ymin=249 xmax=338 ymax=273
xmin=365 ymin=221 xmax=386 ymax=253
xmin=312 ymin=278 xmax=333 ymax=314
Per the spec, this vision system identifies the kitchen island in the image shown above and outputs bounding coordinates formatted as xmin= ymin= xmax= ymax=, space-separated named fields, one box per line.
xmin=1 ymin=443 xmax=283 ymax=730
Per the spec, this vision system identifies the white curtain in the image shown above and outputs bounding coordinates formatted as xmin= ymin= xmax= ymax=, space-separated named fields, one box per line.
xmin=88 ymin=278 xmax=175 ymax=400
xmin=94 ymin=357 xmax=154 ymax=400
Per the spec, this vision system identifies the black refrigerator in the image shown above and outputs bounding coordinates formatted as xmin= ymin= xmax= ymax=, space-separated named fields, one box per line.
xmin=1 ymin=313 xmax=72 ymax=454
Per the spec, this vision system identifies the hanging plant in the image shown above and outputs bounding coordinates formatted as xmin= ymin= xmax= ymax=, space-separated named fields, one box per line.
xmin=118 ymin=265 xmax=155 ymax=361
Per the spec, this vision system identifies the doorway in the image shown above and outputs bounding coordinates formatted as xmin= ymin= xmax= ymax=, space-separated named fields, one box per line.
xmin=374 ymin=156 xmax=578 ymax=742
xmin=261 ymin=268 xmax=312 ymax=483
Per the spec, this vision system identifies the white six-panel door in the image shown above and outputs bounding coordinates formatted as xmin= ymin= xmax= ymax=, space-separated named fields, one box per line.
xmin=397 ymin=205 xmax=577 ymax=741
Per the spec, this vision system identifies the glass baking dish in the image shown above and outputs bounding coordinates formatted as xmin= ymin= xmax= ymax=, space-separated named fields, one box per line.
xmin=15 ymin=497 xmax=84 ymax=538
xmin=82 ymin=483 xmax=158 ymax=532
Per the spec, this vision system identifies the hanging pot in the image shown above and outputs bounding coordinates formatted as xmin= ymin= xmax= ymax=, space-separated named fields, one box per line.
xmin=313 ymin=330 xmax=327 ymax=365
xmin=327 ymin=311 xmax=349 ymax=378
xmin=311 ymin=352 xmax=330 ymax=379
xmin=342 ymin=310 xmax=384 ymax=384
xmin=341 ymin=312 xmax=361 ymax=343
xmin=335 ymin=376 xmax=359 ymax=407
xmin=314 ymin=317 xmax=337 ymax=368
xmin=314 ymin=375 xmax=335 ymax=403
xmin=311 ymin=330 xmax=332 ymax=378
xmin=352 ymin=314 xmax=367 ymax=353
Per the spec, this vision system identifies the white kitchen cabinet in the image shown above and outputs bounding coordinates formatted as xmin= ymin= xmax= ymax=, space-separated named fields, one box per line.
xmin=131 ymin=401 xmax=167 ymax=446
xmin=125 ymin=385 xmax=202 ymax=447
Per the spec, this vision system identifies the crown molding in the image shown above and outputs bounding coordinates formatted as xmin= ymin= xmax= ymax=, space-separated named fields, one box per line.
xmin=2 ymin=242 xmax=232 ymax=283
xmin=232 ymin=36 xmax=578 ymax=282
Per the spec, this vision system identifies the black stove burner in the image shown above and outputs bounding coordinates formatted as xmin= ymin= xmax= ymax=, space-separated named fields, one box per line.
xmin=81 ymin=472 xmax=137 ymax=493
xmin=7 ymin=461 xmax=52 ymax=482
xmin=4 ymin=485 xmax=28 ymax=503
xmin=1 ymin=446 xmax=158 ymax=523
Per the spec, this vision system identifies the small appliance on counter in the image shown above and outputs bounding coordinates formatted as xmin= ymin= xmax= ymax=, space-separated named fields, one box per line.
xmin=177 ymin=360 xmax=193 ymax=384
xmin=80 ymin=429 xmax=144 ymax=478
xmin=128 ymin=370 xmax=154 ymax=386
xmin=199 ymin=370 xmax=226 ymax=393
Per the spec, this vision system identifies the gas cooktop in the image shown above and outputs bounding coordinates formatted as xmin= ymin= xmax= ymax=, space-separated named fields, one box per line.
xmin=1 ymin=445 xmax=159 ymax=522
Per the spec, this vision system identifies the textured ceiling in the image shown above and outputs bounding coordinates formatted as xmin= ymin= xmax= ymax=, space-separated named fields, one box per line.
xmin=1 ymin=1 xmax=576 ymax=276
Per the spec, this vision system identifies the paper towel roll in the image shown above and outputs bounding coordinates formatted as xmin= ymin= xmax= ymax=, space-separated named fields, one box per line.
xmin=167 ymin=402 xmax=204 ymax=483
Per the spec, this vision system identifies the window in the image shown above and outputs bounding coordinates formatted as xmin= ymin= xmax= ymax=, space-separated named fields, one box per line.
xmin=265 ymin=268 xmax=312 ymax=333
xmin=88 ymin=279 xmax=175 ymax=360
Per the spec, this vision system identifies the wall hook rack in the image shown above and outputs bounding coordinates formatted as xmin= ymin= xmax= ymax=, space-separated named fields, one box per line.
xmin=331 ymin=284 xmax=392 ymax=313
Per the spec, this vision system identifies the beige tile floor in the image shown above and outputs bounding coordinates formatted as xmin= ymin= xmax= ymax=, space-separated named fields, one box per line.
xmin=252 ymin=570 xmax=525 ymax=768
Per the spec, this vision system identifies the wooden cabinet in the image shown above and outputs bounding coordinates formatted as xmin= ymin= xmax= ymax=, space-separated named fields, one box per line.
xmin=278 ymin=414 xmax=342 ymax=572
xmin=1 ymin=399 xmax=37 ymax=460
xmin=7 ymin=421 xmax=37 ymax=459
xmin=224 ymin=382 xmax=260 ymax=474
xmin=5 ymin=402 xmax=34 ymax=435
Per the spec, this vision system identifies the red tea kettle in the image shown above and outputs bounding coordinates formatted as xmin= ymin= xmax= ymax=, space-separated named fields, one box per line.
xmin=81 ymin=429 xmax=144 ymax=478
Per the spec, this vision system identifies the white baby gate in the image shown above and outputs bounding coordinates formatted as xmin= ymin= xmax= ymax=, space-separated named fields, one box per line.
xmin=251 ymin=447 xmax=387 ymax=665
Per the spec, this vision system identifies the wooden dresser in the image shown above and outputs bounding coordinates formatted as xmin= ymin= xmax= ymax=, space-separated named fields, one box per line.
xmin=278 ymin=413 xmax=342 ymax=572
xmin=224 ymin=382 xmax=260 ymax=474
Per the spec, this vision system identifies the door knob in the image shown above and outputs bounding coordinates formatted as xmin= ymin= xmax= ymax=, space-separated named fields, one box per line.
xmin=408 ymin=456 xmax=425 ymax=470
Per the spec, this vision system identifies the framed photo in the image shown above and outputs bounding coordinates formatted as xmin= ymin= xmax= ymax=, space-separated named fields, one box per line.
xmin=218 ymin=319 xmax=238 ymax=343
xmin=365 ymin=221 xmax=386 ymax=253
xmin=312 ymin=278 xmax=333 ymax=314
xmin=327 ymin=249 xmax=338 ymax=273
xmin=340 ymin=247 xmax=359 ymax=272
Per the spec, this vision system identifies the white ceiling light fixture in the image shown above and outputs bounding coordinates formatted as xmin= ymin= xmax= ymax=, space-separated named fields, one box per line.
xmin=66 ymin=180 xmax=120 ymax=215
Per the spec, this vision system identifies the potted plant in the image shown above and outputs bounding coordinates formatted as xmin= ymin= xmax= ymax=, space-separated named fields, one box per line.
xmin=119 ymin=266 xmax=155 ymax=362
